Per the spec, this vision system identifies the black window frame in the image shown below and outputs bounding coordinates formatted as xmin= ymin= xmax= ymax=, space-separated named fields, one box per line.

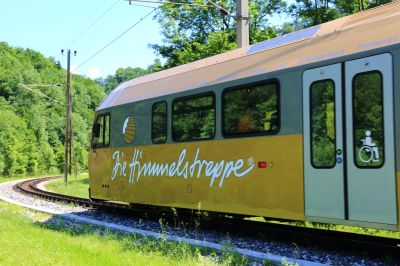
xmin=309 ymin=78 xmax=337 ymax=169
xmin=352 ymin=70 xmax=385 ymax=169
xmin=151 ymin=101 xmax=168 ymax=144
xmin=92 ymin=113 xmax=111 ymax=148
xmin=222 ymin=79 xmax=280 ymax=138
xmin=172 ymin=91 xmax=216 ymax=143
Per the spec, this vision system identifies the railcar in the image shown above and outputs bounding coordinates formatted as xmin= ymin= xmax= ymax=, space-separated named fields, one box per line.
xmin=89 ymin=2 xmax=400 ymax=231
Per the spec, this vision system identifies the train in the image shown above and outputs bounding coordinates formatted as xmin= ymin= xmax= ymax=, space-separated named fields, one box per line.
xmin=89 ymin=2 xmax=400 ymax=231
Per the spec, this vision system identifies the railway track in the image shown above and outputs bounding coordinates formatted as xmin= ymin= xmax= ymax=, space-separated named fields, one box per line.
xmin=14 ymin=176 xmax=400 ymax=262
xmin=15 ymin=176 xmax=127 ymax=210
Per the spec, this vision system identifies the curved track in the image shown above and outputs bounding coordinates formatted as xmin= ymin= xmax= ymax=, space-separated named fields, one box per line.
xmin=14 ymin=176 xmax=136 ymax=213
xmin=14 ymin=176 xmax=400 ymax=262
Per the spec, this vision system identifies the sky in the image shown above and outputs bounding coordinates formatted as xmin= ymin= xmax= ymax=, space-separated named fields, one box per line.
xmin=0 ymin=0 xmax=291 ymax=80
xmin=0 ymin=0 xmax=163 ymax=79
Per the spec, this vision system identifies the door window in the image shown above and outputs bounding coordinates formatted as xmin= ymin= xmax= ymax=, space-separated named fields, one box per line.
xmin=310 ymin=79 xmax=336 ymax=168
xmin=92 ymin=114 xmax=110 ymax=148
xmin=353 ymin=71 xmax=384 ymax=168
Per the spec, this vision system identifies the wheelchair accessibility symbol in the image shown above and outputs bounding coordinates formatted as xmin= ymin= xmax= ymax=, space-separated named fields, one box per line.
xmin=358 ymin=130 xmax=380 ymax=163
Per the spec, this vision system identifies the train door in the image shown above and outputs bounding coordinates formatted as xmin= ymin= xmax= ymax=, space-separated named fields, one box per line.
xmin=303 ymin=53 xmax=397 ymax=225
xmin=303 ymin=63 xmax=345 ymax=219
xmin=89 ymin=113 xmax=111 ymax=199
xmin=345 ymin=53 xmax=397 ymax=224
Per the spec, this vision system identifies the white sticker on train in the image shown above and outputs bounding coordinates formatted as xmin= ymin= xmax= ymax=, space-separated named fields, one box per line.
xmin=110 ymin=148 xmax=256 ymax=188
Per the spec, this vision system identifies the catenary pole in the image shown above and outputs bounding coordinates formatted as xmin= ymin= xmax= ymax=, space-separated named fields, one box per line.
xmin=64 ymin=49 xmax=71 ymax=185
xmin=68 ymin=92 xmax=72 ymax=175
xmin=236 ymin=0 xmax=249 ymax=48
xmin=69 ymin=92 xmax=76 ymax=179
xmin=70 ymin=93 xmax=77 ymax=181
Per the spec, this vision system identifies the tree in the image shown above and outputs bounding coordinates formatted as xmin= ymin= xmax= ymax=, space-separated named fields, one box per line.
xmin=288 ymin=0 xmax=339 ymax=27
xmin=289 ymin=0 xmax=393 ymax=28
xmin=0 ymin=42 xmax=105 ymax=177
xmin=147 ymin=59 xmax=163 ymax=73
xmin=97 ymin=66 xmax=148 ymax=94
xmin=150 ymin=0 xmax=286 ymax=68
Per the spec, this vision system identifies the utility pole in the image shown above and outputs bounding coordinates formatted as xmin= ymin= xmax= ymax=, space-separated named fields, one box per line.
xmin=236 ymin=0 xmax=249 ymax=48
xmin=127 ymin=0 xmax=249 ymax=48
xmin=205 ymin=0 xmax=249 ymax=47
xmin=69 ymin=92 xmax=77 ymax=180
xmin=63 ymin=49 xmax=71 ymax=185
xmin=62 ymin=49 xmax=77 ymax=185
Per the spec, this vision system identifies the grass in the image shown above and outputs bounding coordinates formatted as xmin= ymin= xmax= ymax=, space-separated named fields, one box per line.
xmin=0 ymin=200 xmax=250 ymax=266
xmin=46 ymin=173 xmax=90 ymax=198
xmin=0 ymin=174 xmax=52 ymax=184
xmin=302 ymin=221 xmax=400 ymax=239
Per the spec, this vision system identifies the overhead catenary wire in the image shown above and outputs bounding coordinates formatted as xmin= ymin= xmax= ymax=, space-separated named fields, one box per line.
xmin=19 ymin=84 xmax=64 ymax=87
xmin=75 ymin=8 xmax=157 ymax=70
xmin=67 ymin=0 xmax=121 ymax=48
xmin=206 ymin=0 xmax=232 ymax=18
xmin=128 ymin=0 xmax=214 ymax=8
xmin=129 ymin=2 xmax=160 ymax=8
xmin=18 ymin=84 xmax=64 ymax=105
xmin=127 ymin=0 xmax=233 ymax=17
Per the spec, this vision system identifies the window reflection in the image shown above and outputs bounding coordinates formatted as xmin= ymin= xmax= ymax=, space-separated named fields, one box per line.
xmin=223 ymin=82 xmax=279 ymax=136
xmin=173 ymin=94 xmax=215 ymax=141
xmin=353 ymin=71 xmax=384 ymax=168
xmin=310 ymin=79 xmax=336 ymax=168
xmin=152 ymin=102 xmax=167 ymax=144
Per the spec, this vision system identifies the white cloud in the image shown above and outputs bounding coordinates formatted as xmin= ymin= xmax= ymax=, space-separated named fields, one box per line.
xmin=70 ymin=64 xmax=80 ymax=75
xmin=87 ymin=66 xmax=102 ymax=79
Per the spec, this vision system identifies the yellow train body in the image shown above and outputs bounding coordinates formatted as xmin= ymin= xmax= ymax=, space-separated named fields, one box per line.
xmin=90 ymin=135 xmax=304 ymax=220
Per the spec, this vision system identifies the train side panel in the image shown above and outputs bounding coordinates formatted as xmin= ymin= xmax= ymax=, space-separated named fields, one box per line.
xmin=89 ymin=135 xmax=304 ymax=220
xmin=394 ymin=48 xmax=400 ymax=231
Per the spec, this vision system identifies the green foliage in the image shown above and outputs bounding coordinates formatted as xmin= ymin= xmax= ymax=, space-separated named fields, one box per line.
xmin=0 ymin=98 xmax=38 ymax=176
xmin=96 ymin=66 xmax=149 ymax=94
xmin=172 ymin=94 xmax=215 ymax=141
xmin=289 ymin=0 xmax=393 ymax=28
xmin=310 ymin=80 xmax=335 ymax=167
xmin=0 ymin=201 xmax=222 ymax=266
xmin=0 ymin=42 xmax=105 ymax=177
xmin=171 ymin=31 xmax=236 ymax=66
xmin=152 ymin=0 xmax=393 ymax=68
xmin=152 ymin=101 xmax=168 ymax=144
xmin=288 ymin=0 xmax=339 ymax=27
xmin=223 ymin=83 xmax=278 ymax=135
xmin=353 ymin=71 xmax=384 ymax=167
xmin=0 ymin=200 xmax=262 ymax=265
xmin=151 ymin=0 xmax=286 ymax=68
xmin=97 ymin=60 xmax=165 ymax=94
xmin=147 ymin=58 xmax=163 ymax=74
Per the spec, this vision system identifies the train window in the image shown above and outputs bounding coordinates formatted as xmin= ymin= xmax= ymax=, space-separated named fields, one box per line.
xmin=353 ymin=71 xmax=384 ymax=168
xmin=222 ymin=81 xmax=279 ymax=137
xmin=310 ymin=79 xmax=336 ymax=168
xmin=172 ymin=93 xmax=215 ymax=142
xmin=104 ymin=115 xmax=110 ymax=146
xmin=92 ymin=114 xmax=110 ymax=148
xmin=152 ymin=101 xmax=167 ymax=144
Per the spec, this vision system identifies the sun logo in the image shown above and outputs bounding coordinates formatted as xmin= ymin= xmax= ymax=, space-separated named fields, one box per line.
xmin=122 ymin=113 xmax=136 ymax=144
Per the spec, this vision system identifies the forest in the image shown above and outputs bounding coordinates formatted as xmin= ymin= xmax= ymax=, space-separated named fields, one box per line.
xmin=0 ymin=0 xmax=391 ymax=177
